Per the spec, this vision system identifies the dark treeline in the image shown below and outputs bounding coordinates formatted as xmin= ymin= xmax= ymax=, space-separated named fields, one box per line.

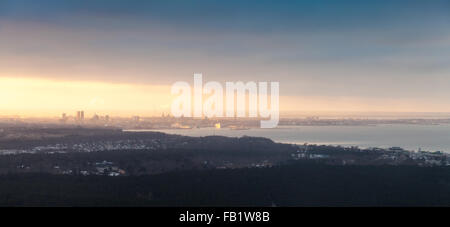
xmin=0 ymin=161 xmax=449 ymax=206
xmin=0 ymin=129 xmax=292 ymax=152
xmin=0 ymin=147 xmax=291 ymax=175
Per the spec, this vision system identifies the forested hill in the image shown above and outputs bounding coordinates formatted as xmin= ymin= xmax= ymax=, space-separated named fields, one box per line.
xmin=1 ymin=161 xmax=449 ymax=207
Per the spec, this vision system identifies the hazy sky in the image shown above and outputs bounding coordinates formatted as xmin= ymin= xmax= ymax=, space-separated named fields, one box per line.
xmin=0 ymin=0 xmax=449 ymax=116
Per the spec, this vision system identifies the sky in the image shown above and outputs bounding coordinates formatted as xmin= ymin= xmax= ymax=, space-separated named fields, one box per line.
xmin=0 ymin=0 xmax=449 ymax=117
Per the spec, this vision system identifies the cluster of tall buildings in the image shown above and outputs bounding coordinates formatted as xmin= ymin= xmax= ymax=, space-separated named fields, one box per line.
xmin=60 ymin=111 xmax=84 ymax=123
xmin=76 ymin=111 xmax=85 ymax=121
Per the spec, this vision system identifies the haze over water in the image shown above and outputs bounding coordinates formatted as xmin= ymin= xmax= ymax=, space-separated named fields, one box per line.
xmin=135 ymin=124 xmax=450 ymax=153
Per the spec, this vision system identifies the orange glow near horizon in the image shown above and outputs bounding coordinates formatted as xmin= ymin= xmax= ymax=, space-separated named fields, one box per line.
xmin=0 ymin=77 xmax=173 ymax=117
xmin=0 ymin=76 xmax=449 ymax=118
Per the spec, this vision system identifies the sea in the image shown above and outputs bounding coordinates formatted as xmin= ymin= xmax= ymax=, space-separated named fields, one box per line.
xmin=126 ymin=124 xmax=450 ymax=153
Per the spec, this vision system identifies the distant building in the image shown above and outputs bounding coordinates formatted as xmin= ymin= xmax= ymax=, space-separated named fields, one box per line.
xmin=132 ymin=116 xmax=140 ymax=122
xmin=92 ymin=114 xmax=100 ymax=121
xmin=76 ymin=111 xmax=85 ymax=121
xmin=389 ymin=147 xmax=404 ymax=152
xmin=60 ymin=113 xmax=68 ymax=123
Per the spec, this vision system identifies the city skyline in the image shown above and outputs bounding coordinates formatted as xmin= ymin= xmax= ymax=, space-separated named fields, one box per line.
xmin=0 ymin=0 xmax=449 ymax=116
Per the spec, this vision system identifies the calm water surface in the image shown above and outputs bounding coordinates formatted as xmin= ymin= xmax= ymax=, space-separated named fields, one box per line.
xmin=127 ymin=124 xmax=450 ymax=153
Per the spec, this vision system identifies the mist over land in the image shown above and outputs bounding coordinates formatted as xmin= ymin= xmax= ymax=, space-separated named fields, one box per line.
xmin=0 ymin=0 xmax=450 ymax=207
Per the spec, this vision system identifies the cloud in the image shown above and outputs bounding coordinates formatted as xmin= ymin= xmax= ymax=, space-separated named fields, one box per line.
xmin=0 ymin=0 xmax=449 ymax=113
